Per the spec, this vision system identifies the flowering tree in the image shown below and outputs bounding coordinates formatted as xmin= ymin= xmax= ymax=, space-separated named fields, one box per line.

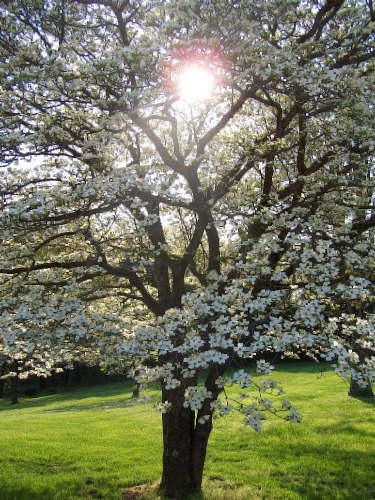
xmin=1 ymin=0 xmax=374 ymax=496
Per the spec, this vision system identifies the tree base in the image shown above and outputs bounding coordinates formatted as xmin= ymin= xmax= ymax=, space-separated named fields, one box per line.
xmin=348 ymin=380 xmax=374 ymax=398
xmin=158 ymin=485 xmax=201 ymax=500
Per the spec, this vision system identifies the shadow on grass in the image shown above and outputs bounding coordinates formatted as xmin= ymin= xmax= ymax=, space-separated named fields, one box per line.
xmin=0 ymin=379 xmax=141 ymax=413
xmin=349 ymin=393 xmax=375 ymax=406
xmin=315 ymin=417 xmax=375 ymax=439
xmin=0 ymin=361 xmax=339 ymax=417
xmin=271 ymin=359 xmax=334 ymax=375
xmin=256 ymin=435 xmax=375 ymax=500
xmin=273 ymin=447 xmax=375 ymax=499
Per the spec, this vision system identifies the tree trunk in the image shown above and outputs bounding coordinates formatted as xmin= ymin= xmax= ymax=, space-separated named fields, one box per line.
xmin=132 ymin=381 xmax=141 ymax=398
xmin=66 ymin=368 xmax=74 ymax=392
xmin=348 ymin=378 xmax=374 ymax=398
xmin=73 ymin=362 xmax=82 ymax=385
xmin=190 ymin=413 xmax=214 ymax=489
xmin=10 ymin=375 xmax=19 ymax=405
xmin=160 ymin=386 xmax=213 ymax=498
xmin=349 ymin=332 xmax=374 ymax=398
xmin=39 ymin=376 xmax=48 ymax=389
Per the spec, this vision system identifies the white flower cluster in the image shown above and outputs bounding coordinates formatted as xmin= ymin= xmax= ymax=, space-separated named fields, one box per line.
xmin=210 ymin=399 xmax=234 ymax=416
xmin=183 ymin=386 xmax=212 ymax=411
xmin=156 ymin=401 xmax=172 ymax=414
xmin=227 ymin=369 xmax=252 ymax=389
xmin=256 ymin=360 xmax=275 ymax=375
xmin=0 ymin=0 xmax=374 ymax=443
xmin=242 ymin=404 xmax=266 ymax=431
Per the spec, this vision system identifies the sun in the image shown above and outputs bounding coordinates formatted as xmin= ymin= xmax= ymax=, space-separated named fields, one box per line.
xmin=176 ymin=64 xmax=216 ymax=103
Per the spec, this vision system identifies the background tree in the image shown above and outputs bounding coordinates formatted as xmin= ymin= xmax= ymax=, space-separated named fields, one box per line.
xmin=0 ymin=0 xmax=374 ymax=496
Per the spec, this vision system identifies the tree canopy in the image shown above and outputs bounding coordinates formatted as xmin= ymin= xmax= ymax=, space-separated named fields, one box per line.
xmin=1 ymin=0 xmax=374 ymax=495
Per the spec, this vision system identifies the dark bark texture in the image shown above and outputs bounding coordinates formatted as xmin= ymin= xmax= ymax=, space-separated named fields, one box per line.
xmin=349 ymin=334 xmax=374 ymax=398
xmin=10 ymin=375 xmax=19 ymax=405
xmin=160 ymin=385 xmax=213 ymax=498
xmin=348 ymin=379 xmax=374 ymax=398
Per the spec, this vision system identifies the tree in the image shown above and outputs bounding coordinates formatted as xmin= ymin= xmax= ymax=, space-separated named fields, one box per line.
xmin=1 ymin=0 xmax=374 ymax=496
xmin=0 ymin=267 xmax=115 ymax=402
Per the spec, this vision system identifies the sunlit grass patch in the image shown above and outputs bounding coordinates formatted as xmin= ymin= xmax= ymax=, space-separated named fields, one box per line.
xmin=205 ymin=362 xmax=375 ymax=499
xmin=0 ymin=381 xmax=162 ymax=500
xmin=1 ymin=363 xmax=374 ymax=499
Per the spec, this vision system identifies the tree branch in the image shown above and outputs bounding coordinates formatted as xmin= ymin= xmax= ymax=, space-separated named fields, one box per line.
xmin=196 ymin=89 xmax=254 ymax=159
xmin=297 ymin=0 xmax=345 ymax=44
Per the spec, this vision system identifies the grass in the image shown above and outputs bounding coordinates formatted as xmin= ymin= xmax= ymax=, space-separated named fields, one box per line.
xmin=1 ymin=362 xmax=374 ymax=499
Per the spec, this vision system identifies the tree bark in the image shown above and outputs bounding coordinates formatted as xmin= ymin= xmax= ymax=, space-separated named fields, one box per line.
xmin=132 ymin=381 xmax=141 ymax=398
xmin=160 ymin=385 xmax=213 ymax=498
xmin=349 ymin=332 xmax=374 ymax=398
xmin=10 ymin=374 xmax=19 ymax=405
xmin=190 ymin=414 xmax=213 ymax=489
xmin=39 ymin=376 xmax=48 ymax=389
xmin=348 ymin=378 xmax=374 ymax=398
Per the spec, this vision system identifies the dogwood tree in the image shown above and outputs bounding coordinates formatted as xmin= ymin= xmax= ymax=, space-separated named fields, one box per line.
xmin=1 ymin=0 xmax=374 ymax=496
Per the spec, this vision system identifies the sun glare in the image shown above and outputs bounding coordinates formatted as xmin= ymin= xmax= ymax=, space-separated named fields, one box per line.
xmin=176 ymin=65 xmax=215 ymax=103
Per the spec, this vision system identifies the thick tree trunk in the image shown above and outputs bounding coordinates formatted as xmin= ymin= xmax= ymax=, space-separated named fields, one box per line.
xmin=348 ymin=378 xmax=374 ymax=398
xmin=160 ymin=399 xmax=196 ymax=497
xmin=160 ymin=386 xmax=213 ymax=498
xmin=190 ymin=414 xmax=213 ymax=489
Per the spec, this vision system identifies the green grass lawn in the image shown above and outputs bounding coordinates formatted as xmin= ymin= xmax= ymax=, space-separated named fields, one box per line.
xmin=0 ymin=362 xmax=374 ymax=499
